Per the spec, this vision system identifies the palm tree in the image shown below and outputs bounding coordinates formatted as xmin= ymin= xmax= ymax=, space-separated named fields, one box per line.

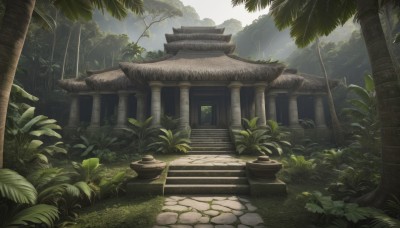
xmin=0 ymin=0 xmax=144 ymax=169
xmin=232 ymin=0 xmax=400 ymax=206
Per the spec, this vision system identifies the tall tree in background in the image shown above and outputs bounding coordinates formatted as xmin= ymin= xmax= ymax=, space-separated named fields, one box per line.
xmin=0 ymin=0 xmax=144 ymax=169
xmin=232 ymin=0 xmax=400 ymax=206
xmin=315 ymin=37 xmax=344 ymax=145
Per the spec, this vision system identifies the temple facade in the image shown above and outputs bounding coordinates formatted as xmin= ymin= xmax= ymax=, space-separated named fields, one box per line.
xmin=59 ymin=26 xmax=337 ymax=138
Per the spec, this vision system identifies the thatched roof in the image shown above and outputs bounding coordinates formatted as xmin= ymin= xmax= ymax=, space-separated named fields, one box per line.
xmin=120 ymin=51 xmax=284 ymax=84
xmin=165 ymin=40 xmax=235 ymax=54
xmin=58 ymin=79 xmax=90 ymax=92
xmin=85 ymin=69 xmax=135 ymax=91
xmin=269 ymin=73 xmax=304 ymax=90
xmin=298 ymin=73 xmax=340 ymax=91
xmin=86 ymin=66 xmax=120 ymax=76
xmin=173 ymin=26 xmax=224 ymax=34
xmin=165 ymin=33 xmax=232 ymax=43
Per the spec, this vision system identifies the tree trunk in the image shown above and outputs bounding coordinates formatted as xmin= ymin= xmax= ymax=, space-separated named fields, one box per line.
xmin=75 ymin=23 xmax=82 ymax=79
xmin=48 ymin=9 xmax=58 ymax=90
xmin=315 ymin=38 xmax=344 ymax=145
xmin=61 ymin=26 xmax=72 ymax=80
xmin=356 ymin=0 xmax=400 ymax=207
xmin=0 ymin=0 xmax=36 ymax=168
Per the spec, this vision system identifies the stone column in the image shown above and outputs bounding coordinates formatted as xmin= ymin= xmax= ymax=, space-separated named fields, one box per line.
xmin=90 ymin=93 xmax=101 ymax=128
xmin=179 ymin=82 xmax=191 ymax=130
xmin=149 ymin=81 xmax=162 ymax=126
xmin=254 ymin=83 xmax=267 ymax=126
xmin=267 ymin=94 xmax=277 ymax=121
xmin=116 ymin=91 xmax=129 ymax=128
xmin=68 ymin=94 xmax=80 ymax=128
xmin=229 ymin=82 xmax=242 ymax=128
xmin=135 ymin=92 xmax=146 ymax=122
xmin=288 ymin=93 xmax=300 ymax=128
xmin=314 ymin=94 xmax=327 ymax=128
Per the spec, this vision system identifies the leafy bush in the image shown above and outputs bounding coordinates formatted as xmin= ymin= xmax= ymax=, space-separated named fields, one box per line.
xmin=280 ymin=155 xmax=318 ymax=183
xmin=291 ymin=138 xmax=320 ymax=156
xmin=299 ymin=118 xmax=315 ymax=129
xmin=5 ymin=85 xmax=66 ymax=173
xmin=151 ymin=128 xmax=191 ymax=154
xmin=72 ymin=158 xmax=127 ymax=199
xmin=301 ymin=191 xmax=400 ymax=227
xmin=160 ymin=115 xmax=180 ymax=131
xmin=342 ymin=74 xmax=379 ymax=154
xmin=0 ymin=169 xmax=59 ymax=227
xmin=234 ymin=118 xmax=291 ymax=155
xmin=125 ymin=117 xmax=159 ymax=154
xmin=73 ymin=133 xmax=119 ymax=163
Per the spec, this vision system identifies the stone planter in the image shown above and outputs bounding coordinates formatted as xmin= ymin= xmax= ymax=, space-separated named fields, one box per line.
xmin=130 ymin=155 xmax=166 ymax=180
xmin=246 ymin=156 xmax=282 ymax=180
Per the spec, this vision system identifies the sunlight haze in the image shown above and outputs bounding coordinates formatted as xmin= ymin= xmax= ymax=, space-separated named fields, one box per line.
xmin=180 ymin=0 xmax=270 ymax=25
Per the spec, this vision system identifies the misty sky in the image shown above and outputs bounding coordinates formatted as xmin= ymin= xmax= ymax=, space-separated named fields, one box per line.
xmin=180 ymin=0 xmax=269 ymax=25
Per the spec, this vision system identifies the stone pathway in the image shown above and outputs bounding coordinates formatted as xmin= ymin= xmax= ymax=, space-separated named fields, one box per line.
xmin=169 ymin=155 xmax=246 ymax=166
xmin=154 ymin=196 xmax=265 ymax=228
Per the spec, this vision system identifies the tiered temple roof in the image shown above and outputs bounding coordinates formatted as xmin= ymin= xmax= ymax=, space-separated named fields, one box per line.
xmin=58 ymin=26 xmax=338 ymax=93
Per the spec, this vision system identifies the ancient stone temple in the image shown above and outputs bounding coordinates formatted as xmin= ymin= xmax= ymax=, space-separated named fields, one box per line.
xmin=59 ymin=26 xmax=337 ymax=138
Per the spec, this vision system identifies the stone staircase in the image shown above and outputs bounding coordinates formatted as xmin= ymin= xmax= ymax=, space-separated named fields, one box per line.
xmin=189 ymin=129 xmax=235 ymax=155
xmin=164 ymin=129 xmax=250 ymax=195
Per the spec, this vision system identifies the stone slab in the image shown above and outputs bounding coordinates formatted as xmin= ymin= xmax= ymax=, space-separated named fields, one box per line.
xmin=248 ymin=178 xmax=287 ymax=196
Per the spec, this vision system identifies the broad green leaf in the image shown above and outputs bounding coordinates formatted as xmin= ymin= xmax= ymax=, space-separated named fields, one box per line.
xmin=8 ymin=204 xmax=59 ymax=227
xmin=0 ymin=169 xmax=37 ymax=204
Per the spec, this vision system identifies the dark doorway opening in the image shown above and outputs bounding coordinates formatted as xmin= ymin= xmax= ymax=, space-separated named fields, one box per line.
xmin=199 ymin=104 xmax=216 ymax=127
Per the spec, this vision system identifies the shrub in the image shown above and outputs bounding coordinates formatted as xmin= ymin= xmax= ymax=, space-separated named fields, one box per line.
xmin=280 ymin=155 xmax=318 ymax=183
xmin=151 ymin=128 xmax=191 ymax=154
xmin=125 ymin=117 xmax=159 ymax=154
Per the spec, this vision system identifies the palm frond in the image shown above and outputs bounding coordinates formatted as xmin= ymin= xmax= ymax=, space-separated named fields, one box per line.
xmin=0 ymin=169 xmax=37 ymax=204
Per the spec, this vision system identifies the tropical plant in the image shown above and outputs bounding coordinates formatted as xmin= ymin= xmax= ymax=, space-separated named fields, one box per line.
xmin=72 ymin=158 xmax=126 ymax=199
xmin=299 ymin=119 xmax=315 ymax=129
xmin=26 ymin=167 xmax=92 ymax=222
xmin=234 ymin=129 xmax=271 ymax=155
xmin=342 ymin=74 xmax=379 ymax=154
xmin=0 ymin=168 xmax=59 ymax=227
xmin=5 ymin=105 xmax=66 ymax=172
xmin=234 ymin=119 xmax=290 ymax=155
xmin=301 ymin=191 xmax=400 ymax=227
xmin=303 ymin=191 xmax=374 ymax=225
xmin=160 ymin=115 xmax=180 ymax=131
xmin=319 ymin=149 xmax=348 ymax=169
xmin=242 ymin=117 xmax=259 ymax=130
xmin=150 ymin=128 xmax=191 ymax=154
xmin=232 ymin=0 xmax=400 ymax=205
xmin=126 ymin=117 xmax=159 ymax=154
xmin=328 ymin=166 xmax=380 ymax=201
xmin=291 ymin=138 xmax=320 ymax=156
xmin=72 ymin=133 xmax=119 ymax=163
xmin=280 ymin=155 xmax=318 ymax=183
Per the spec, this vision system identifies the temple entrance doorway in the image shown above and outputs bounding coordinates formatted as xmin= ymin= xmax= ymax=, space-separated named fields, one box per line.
xmin=190 ymin=87 xmax=229 ymax=129
xmin=199 ymin=104 xmax=217 ymax=127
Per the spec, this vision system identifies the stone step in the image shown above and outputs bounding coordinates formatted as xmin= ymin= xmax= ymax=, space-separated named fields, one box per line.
xmin=169 ymin=164 xmax=245 ymax=170
xmin=191 ymin=146 xmax=234 ymax=151
xmin=168 ymin=170 xmax=246 ymax=177
xmin=164 ymin=184 xmax=250 ymax=194
xmin=191 ymin=138 xmax=231 ymax=142
xmin=166 ymin=177 xmax=248 ymax=185
xmin=190 ymin=150 xmax=235 ymax=155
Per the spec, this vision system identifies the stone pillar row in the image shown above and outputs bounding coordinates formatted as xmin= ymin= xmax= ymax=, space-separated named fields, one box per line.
xmin=179 ymin=82 xmax=191 ymax=130
xmin=116 ymin=92 xmax=129 ymax=128
xmin=254 ymin=82 xmax=267 ymax=127
xmin=149 ymin=81 xmax=163 ymax=127
xmin=229 ymin=82 xmax=242 ymax=129
xmin=68 ymin=94 xmax=80 ymax=127
xmin=314 ymin=94 xmax=326 ymax=128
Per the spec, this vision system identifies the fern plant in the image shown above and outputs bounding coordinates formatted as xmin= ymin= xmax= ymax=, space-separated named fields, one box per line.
xmin=280 ymin=155 xmax=318 ymax=183
xmin=151 ymin=128 xmax=191 ymax=154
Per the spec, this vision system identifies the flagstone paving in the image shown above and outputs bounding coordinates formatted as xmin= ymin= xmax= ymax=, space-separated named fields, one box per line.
xmin=154 ymin=196 xmax=265 ymax=228
xmin=169 ymin=155 xmax=246 ymax=166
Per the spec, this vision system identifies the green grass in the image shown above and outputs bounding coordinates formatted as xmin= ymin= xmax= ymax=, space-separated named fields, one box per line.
xmin=72 ymin=196 xmax=164 ymax=228
xmin=251 ymin=183 xmax=326 ymax=228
